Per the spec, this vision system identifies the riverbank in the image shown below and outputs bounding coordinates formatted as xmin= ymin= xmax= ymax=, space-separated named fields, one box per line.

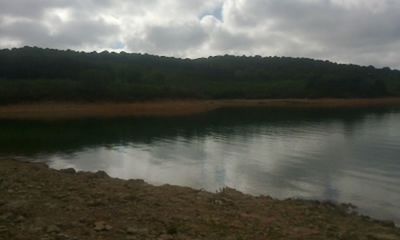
xmin=0 ymin=160 xmax=399 ymax=240
xmin=0 ymin=98 xmax=400 ymax=120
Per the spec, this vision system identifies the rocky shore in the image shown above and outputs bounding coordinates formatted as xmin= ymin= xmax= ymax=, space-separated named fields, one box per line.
xmin=0 ymin=160 xmax=399 ymax=240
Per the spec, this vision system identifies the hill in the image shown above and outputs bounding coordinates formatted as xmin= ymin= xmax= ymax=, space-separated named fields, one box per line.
xmin=0 ymin=47 xmax=399 ymax=103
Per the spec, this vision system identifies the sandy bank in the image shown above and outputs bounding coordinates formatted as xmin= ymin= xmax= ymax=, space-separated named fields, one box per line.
xmin=0 ymin=159 xmax=399 ymax=240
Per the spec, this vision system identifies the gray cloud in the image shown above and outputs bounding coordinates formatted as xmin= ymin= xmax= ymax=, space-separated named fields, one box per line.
xmin=0 ymin=18 xmax=119 ymax=49
xmin=0 ymin=0 xmax=65 ymax=18
xmin=1 ymin=0 xmax=400 ymax=69
xmin=209 ymin=28 xmax=255 ymax=51
xmin=0 ymin=0 xmax=112 ymax=18
xmin=127 ymin=22 xmax=208 ymax=55
xmin=220 ymin=0 xmax=400 ymax=67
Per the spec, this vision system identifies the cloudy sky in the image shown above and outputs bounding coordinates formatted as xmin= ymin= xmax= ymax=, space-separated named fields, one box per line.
xmin=0 ymin=0 xmax=399 ymax=68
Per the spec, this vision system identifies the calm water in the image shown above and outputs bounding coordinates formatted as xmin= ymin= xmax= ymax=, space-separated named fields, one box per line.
xmin=1 ymin=107 xmax=400 ymax=223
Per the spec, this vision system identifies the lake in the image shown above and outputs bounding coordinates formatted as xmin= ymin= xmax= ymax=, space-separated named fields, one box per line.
xmin=1 ymin=107 xmax=399 ymax=224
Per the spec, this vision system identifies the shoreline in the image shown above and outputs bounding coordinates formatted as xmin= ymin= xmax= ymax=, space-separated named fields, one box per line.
xmin=0 ymin=159 xmax=399 ymax=239
xmin=0 ymin=98 xmax=400 ymax=120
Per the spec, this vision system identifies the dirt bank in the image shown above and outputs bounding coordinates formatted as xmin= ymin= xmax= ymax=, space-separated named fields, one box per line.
xmin=0 ymin=98 xmax=400 ymax=120
xmin=0 ymin=160 xmax=399 ymax=240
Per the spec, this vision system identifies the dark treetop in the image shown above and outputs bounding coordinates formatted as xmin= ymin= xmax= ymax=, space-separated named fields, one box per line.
xmin=0 ymin=47 xmax=399 ymax=103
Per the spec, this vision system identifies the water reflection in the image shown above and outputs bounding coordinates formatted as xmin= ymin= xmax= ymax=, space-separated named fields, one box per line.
xmin=0 ymin=107 xmax=399 ymax=223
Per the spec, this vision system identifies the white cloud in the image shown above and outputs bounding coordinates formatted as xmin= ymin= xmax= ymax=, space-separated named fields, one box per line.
xmin=1 ymin=0 xmax=400 ymax=68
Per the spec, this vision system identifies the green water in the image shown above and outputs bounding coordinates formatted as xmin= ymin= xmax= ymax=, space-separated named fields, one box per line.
xmin=1 ymin=107 xmax=400 ymax=223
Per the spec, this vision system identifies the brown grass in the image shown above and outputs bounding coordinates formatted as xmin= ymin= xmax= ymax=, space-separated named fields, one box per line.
xmin=0 ymin=98 xmax=399 ymax=120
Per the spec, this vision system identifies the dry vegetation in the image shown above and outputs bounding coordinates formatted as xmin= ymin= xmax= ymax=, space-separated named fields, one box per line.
xmin=0 ymin=98 xmax=400 ymax=120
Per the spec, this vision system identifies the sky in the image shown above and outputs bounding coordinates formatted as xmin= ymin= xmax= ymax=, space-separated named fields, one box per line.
xmin=0 ymin=0 xmax=399 ymax=69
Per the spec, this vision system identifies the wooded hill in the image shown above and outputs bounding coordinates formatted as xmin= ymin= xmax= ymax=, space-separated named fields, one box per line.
xmin=0 ymin=47 xmax=399 ymax=103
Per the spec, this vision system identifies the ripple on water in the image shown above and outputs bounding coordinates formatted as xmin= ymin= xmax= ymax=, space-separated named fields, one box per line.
xmin=2 ymin=108 xmax=400 ymax=224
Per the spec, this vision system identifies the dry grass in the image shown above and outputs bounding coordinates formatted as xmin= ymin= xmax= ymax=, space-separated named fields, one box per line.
xmin=0 ymin=98 xmax=399 ymax=120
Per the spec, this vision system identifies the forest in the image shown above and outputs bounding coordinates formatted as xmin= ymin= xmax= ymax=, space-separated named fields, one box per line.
xmin=0 ymin=46 xmax=399 ymax=103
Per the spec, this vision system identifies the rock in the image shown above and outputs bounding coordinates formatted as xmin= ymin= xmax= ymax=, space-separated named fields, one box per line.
xmin=4 ymin=200 xmax=29 ymax=212
xmin=44 ymin=202 xmax=58 ymax=209
xmin=57 ymin=233 xmax=72 ymax=240
xmin=105 ymin=225 xmax=113 ymax=231
xmin=94 ymin=171 xmax=109 ymax=178
xmin=166 ymin=225 xmax=178 ymax=235
xmin=46 ymin=225 xmax=61 ymax=233
xmin=79 ymin=218 xmax=89 ymax=224
xmin=380 ymin=220 xmax=396 ymax=228
xmin=94 ymin=221 xmax=112 ymax=231
xmin=158 ymin=234 xmax=173 ymax=240
xmin=126 ymin=227 xmax=148 ymax=235
xmin=126 ymin=227 xmax=137 ymax=234
xmin=40 ymin=235 xmax=51 ymax=240
xmin=0 ymin=225 xmax=8 ymax=233
xmin=65 ymin=205 xmax=76 ymax=211
xmin=28 ymin=226 xmax=43 ymax=233
xmin=53 ymin=193 xmax=69 ymax=200
xmin=126 ymin=236 xmax=138 ymax=240
xmin=126 ymin=179 xmax=145 ymax=185
xmin=0 ymin=212 xmax=13 ymax=220
xmin=367 ymin=233 xmax=400 ymax=240
xmin=87 ymin=199 xmax=105 ymax=207
xmin=60 ymin=168 xmax=76 ymax=174
xmin=69 ymin=221 xmax=82 ymax=228
xmin=15 ymin=215 xmax=25 ymax=223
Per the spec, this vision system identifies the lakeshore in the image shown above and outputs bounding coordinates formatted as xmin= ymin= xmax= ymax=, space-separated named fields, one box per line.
xmin=0 ymin=160 xmax=399 ymax=240
xmin=0 ymin=98 xmax=400 ymax=120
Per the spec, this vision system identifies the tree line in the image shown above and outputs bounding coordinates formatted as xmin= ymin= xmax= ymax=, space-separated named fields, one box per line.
xmin=0 ymin=46 xmax=399 ymax=103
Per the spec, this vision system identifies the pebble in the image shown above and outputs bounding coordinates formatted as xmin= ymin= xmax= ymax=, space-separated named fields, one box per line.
xmin=126 ymin=227 xmax=148 ymax=235
xmin=126 ymin=227 xmax=137 ymax=234
xmin=16 ymin=215 xmax=25 ymax=223
xmin=46 ymin=224 xmax=61 ymax=233
xmin=94 ymin=221 xmax=112 ymax=231
xmin=87 ymin=199 xmax=105 ymax=207
xmin=44 ymin=202 xmax=58 ymax=209
xmin=0 ymin=225 xmax=8 ymax=233
xmin=29 ymin=226 xmax=43 ymax=233
xmin=94 ymin=171 xmax=109 ymax=178
xmin=60 ymin=168 xmax=76 ymax=174
xmin=380 ymin=220 xmax=396 ymax=228
xmin=367 ymin=233 xmax=399 ymax=240
xmin=0 ymin=213 xmax=12 ymax=220
xmin=158 ymin=234 xmax=173 ymax=240
xmin=40 ymin=235 xmax=51 ymax=240
xmin=53 ymin=193 xmax=69 ymax=199
xmin=126 ymin=236 xmax=137 ymax=240
xmin=57 ymin=233 xmax=73 ymax=240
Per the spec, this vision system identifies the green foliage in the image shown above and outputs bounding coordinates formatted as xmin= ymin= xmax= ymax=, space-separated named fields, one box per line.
xmin=0 ymin=46 xmax=399 ymax=103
